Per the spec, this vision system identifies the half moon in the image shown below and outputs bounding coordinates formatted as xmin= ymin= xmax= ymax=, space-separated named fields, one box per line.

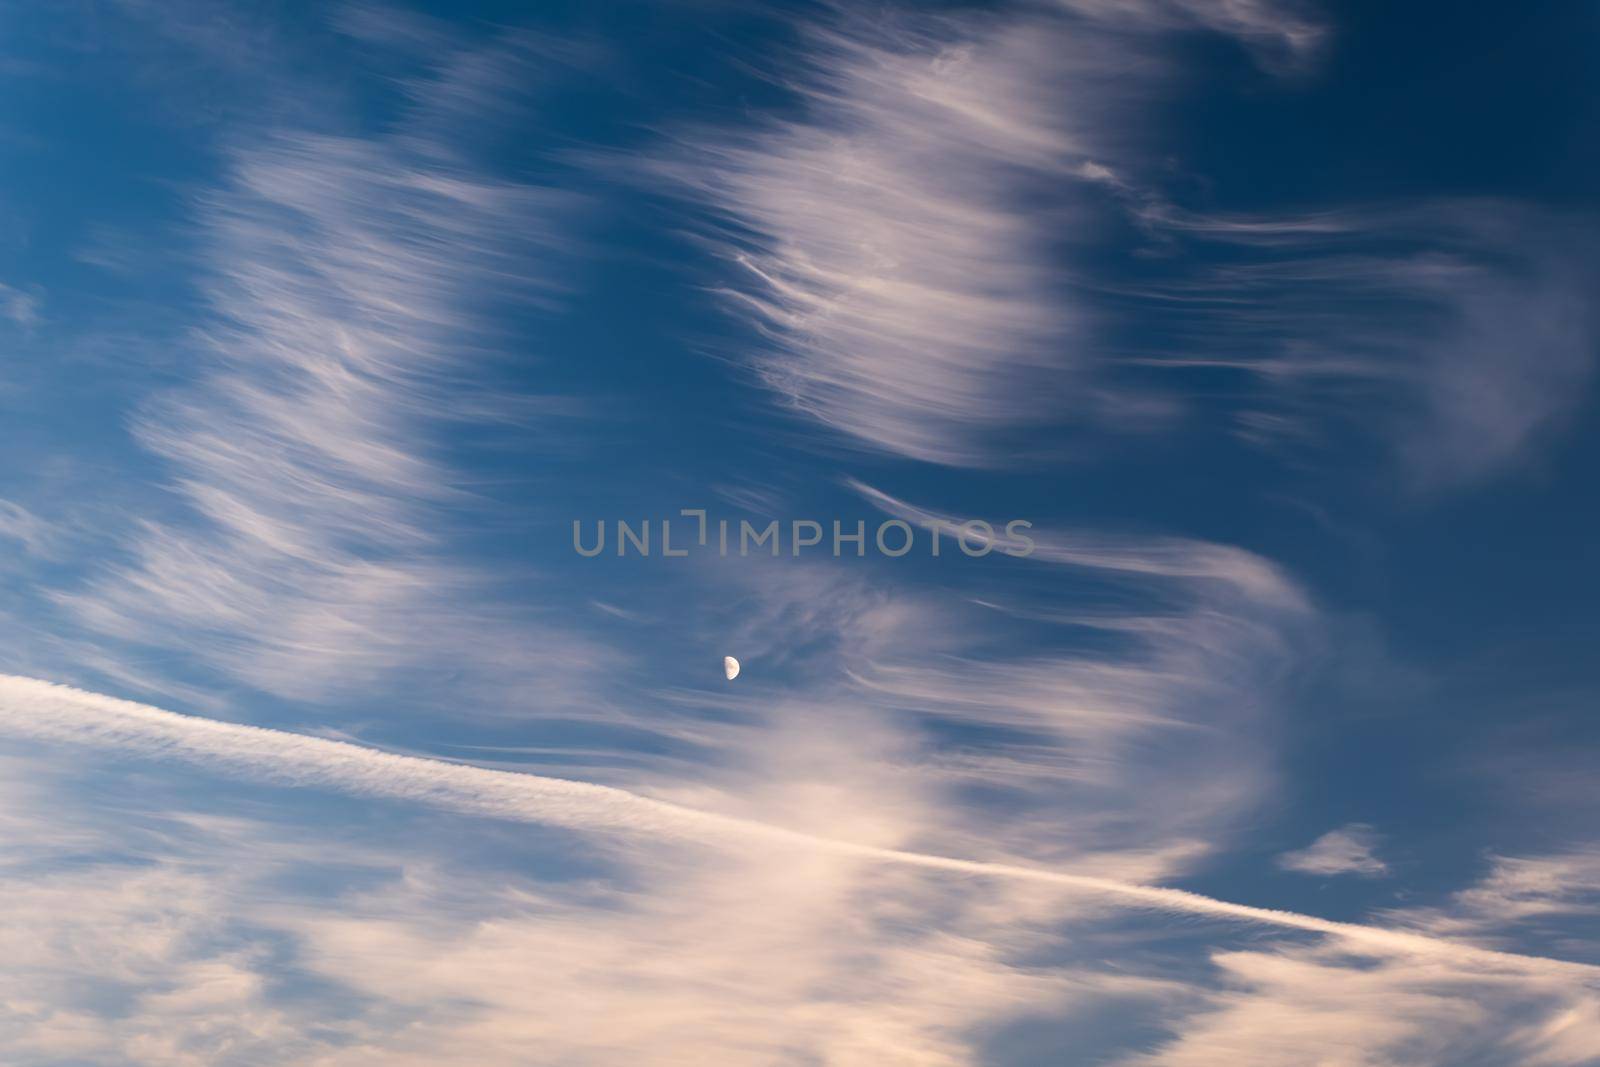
xmin=723 ymin=656 xmax=740 ymax=681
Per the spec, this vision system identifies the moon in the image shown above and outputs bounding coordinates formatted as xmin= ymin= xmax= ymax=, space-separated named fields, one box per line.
xmin=723 ymin=655 xmax=740 ymax=681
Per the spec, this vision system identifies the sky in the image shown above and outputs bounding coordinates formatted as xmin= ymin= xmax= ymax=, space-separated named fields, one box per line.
xmin=0 ymin=1 xmax=1597 ymax=1064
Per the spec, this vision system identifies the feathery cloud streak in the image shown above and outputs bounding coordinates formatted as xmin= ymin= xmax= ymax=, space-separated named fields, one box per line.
xmin=55 ymin=113 xmax=596 ymax=704
xmin=849 ymin=479 xmax=1306 ymax=609
xmin=661 ymin=1 xmax=1328 ymax=466
xmin=1126 ymin=202 xmax=1598 ymax=487
xmin=660 ymin=11 xmax=1114 ymax=465
xmin=671 ymin=2 xmax=1593 ymax=487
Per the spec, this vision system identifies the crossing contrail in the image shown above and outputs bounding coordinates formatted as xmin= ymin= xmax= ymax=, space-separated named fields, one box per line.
xmin=0 ymin=673 xmax=1593 ymax=980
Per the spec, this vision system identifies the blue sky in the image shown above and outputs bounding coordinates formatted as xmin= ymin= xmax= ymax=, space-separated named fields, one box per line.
xmin=0 ymin=1 xmax=1598 ymax=1063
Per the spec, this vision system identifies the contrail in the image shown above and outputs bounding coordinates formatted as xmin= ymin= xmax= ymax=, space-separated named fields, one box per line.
xmin=0 ymin=673 xmax=1592 ymax=979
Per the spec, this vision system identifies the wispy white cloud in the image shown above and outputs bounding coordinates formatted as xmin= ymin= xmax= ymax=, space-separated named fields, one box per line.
xmin=1129 ymin=845 xmax=1600 ymax=1065
xmin=1062 ymin=0 xmax=1323 ymax=56
xmin=850 ymin=479 xmax=1306 ymax=609
xmin=0 ymin=282 xmax=39 ymax=328
xmin=52 ymin=82 xmax=609 ymax=708
xmin=665 ymin=0 xmax=1591 ymax=487
xmin=1125 ymin=202 xmax=1599 ymax=489
xmin=832 ymin=481 xmax=1314 ymax=885
xmin=1449 ymin=852 xmax=1600 ymax=927
xmin=4 ymin=672 xmax=1593 ymax=978
xmin=656 ymin=0 xmax=1313 ymax=466
xmin=0 ymin=498 xmax=55 ymax=558
xmin=1278 ymin=823 xmax=1389 ymax=878
xmin=0 ymin=747 xmax=1122 ymax=1066
xmin=5 ymin=739 xmax=1591 ymax=1067
xmin=658 ymin=13 xmax=1090 ymax=465
xmin=1391 ymin=850 xmax=1600 ymax=947
xmin=1127 ymin=939 xmax=1600 ymax=1067
xmin=654 ymin=1 xmax=1334 ymax=467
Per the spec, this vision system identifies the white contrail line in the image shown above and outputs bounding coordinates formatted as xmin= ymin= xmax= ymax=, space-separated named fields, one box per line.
xmin=0 ymin=673 xmax=1592 ymax=980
